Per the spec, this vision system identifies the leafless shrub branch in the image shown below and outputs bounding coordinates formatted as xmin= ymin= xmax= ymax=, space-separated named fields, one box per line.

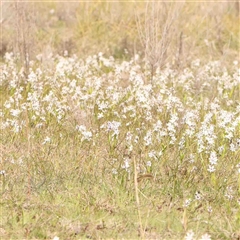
xmin=13 ymin=2 xmax=35 ymax=77
xmin=136 ymin=1 xmax=184 ymax=80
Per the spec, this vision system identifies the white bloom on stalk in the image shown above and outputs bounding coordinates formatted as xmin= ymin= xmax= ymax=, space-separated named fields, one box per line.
xmin=134 ymin=135 xmax=139 ymax=144
xmin=122 ymin=157 xmax=130 ymax=172
xmin=5 ymin=97 xmax=14 ymax=107
xmin=10 ymin=109 xmax=21 ymax=117
xmin=167 ymin=113 xmax=179 ymax=144
xmin=218 ymin=146 xmax=224 ymax=154
xmin=4 ymin=101 xmax=11 ymax=109
xmin=27 ymin=71 xmax=37 ymax=84
xmin=225 ymin=186 xmax=234 ymax=200
xmin=207 ymin=164 xmax=216 ymax=173
xmin=183 ymin=198 xmax=192 ymax=208
xmin=183 ymin=110 xmax=198 ymax=136
xmin=10 ymin=120 xmax=22 ymax=133
xmin=148 ymin=150 xmax=157 ymax=159
xmin=195 ymin=191 xmax=201 ymax=200
xmin=97 ymin=113 xmax=104 ymax=119
xmin=189 ymin=154 xmax=195 ymax=163
xmin=200 ymin=233 xmax=211 ymax=240
xmin=146 ymin=161 xmax=152 ymax=167
xmin=97 ymin=100 xmax=109 ymax=112
xmin=42 ymin=136 xmax=51 ymax=145
xmin=126 ymin=131 xmax=133 ymax=143
xmin=217 ymin=110 xmax=233 ymax=128
xmin=153 ymin=120 xmax=162 ymax=132
xmin=209 ymin=151 xmax=218 ymax=165
xmin=105 ymin=121 xmax=121 ymax=137
xmin=207 ymin=206 xmax=212 ymax=213
xmin=145 ymin=111 xmax=152 ymax=121
xmin=185 ymin=230 xmax=195 ymax=240
xmin=76 ymin=125 xmax=92 ymax=141
xmin=144 ymin=131 xmax=152 ymax=146
xmin=178 ymin=137 xmax=185 ymax=150
xmin=230 ymin=143 xmax=237 ymax=152
xmin=197 ymin=113 xmax=216 ymax=153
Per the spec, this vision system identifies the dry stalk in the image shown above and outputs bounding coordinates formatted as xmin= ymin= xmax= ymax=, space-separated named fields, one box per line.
xmin=176 ymin=31 xmax=183 ymax=69
xmin=133 ymin=155 xmax=144 ymax=239
xmin=14 ymin=2 xmax=35 ymax=78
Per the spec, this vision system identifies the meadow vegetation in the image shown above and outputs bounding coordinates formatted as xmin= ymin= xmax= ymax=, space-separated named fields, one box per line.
xmin=0 ymin=1 xmax=240 ymax=239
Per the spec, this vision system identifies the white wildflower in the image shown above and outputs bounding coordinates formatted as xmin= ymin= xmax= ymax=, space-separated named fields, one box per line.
xmin=230 ymin=143 xmax=236 ymax=152
xmin=207 ymin=206 xmax=212 ymax=213
xmin=106 ymin=121 xmax=121 ymax=137
xmin=49 ymin=9 xmax=55 ymax=15
xmin=200 ymin=233 xmax=211 ymax=240
xmin=146 ymin=161 xmax=152 ymax=167
xmin=76 ymin=125 xmax=92 ymax=141
xmin=185 ymin=229 xmax=195 ymax=240
xmin=183 ymin=198 xmax=192 ymax=208
xmin=122 ymin=157 xmax=130 ymax=172
xmin=148 ymin=150 xmax=156 ymax=159
xmin=209 ymin=151 xmax=218 ymax=165
xmin=144 ymin=131 xmax=152 ymax=146
xmin=195 ymin=191 xmax=201 ymax=201
xmin=42 ymin=136 xmax=51 ymax=145
xmin=189 ymin=154 xmax=195 ymax=163
xmin=10 ymin=109 xmax=21 ymax=117
xmin=207 ymin=164 xmax=216 ymax=173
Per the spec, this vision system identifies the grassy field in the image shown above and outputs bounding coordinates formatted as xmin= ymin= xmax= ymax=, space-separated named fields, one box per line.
xmin=1 ymin=1 xmax=240 ymax=240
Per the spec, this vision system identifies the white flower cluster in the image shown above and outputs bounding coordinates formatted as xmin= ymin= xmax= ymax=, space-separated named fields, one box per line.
xmin=1 ymin=53 xmax=239 ymax=183
xmin=76 ymin=125 xmax=92 ymax=142
xmin=185 ymin=230 xmax=211 ymax=240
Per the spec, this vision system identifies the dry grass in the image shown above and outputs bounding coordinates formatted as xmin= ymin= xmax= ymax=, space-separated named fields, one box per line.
xmin=1 ymin=1 xmax=239 ymax=65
